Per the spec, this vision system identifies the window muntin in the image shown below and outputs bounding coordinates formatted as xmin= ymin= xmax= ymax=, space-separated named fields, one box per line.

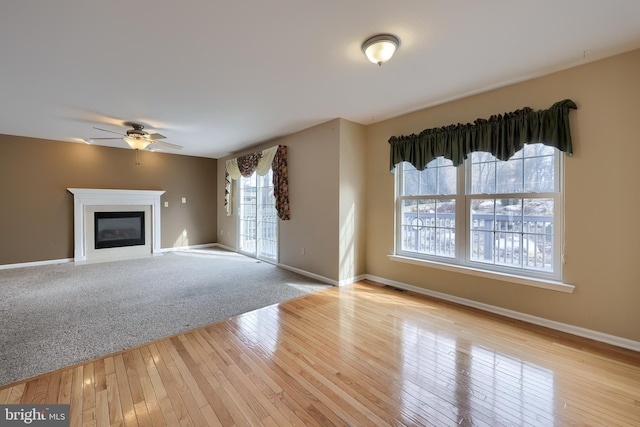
xmin=396 ymin=144 xmax=562 ymax=280
xmin=469 ymin=197 xmax=555 ymax=271
xmin=400 ymin=198 xmax=456 ymax=257
xmin=470 ymin=144 xmax=557 ymax=195
xmin=402 ymin=158 xmax=457 ymax=196
xmin=398 ymin=159 xmax=458 ymax=258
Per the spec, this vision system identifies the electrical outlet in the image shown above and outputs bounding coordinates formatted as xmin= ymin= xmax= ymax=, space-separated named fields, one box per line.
xmin=220 ymin=230 xmax=223 ymax=236
xmin=182 ymin=197 xmax=187 ymax=203
xmin=301 ymin=247 xmax=305 ymax=255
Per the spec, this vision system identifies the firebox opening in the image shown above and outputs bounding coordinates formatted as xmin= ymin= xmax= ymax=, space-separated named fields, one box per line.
xmin=94 ymin=211 xmax=145 ymax=249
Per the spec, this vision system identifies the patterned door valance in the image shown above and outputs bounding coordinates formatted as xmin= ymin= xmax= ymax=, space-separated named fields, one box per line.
xmin=224 ymin=145 xmax=290 ymax=220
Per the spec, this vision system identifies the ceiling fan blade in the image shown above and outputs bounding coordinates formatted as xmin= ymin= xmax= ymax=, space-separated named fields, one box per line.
xmin=150 ymin=140 xmax=183 ymax=150
xmin=147 ymin=133 xmax=166 ymax=140
xmin=88 ymin=137 xmax=123 ymax=140
xmin=93 ymin=126 xmax=125 ymax=136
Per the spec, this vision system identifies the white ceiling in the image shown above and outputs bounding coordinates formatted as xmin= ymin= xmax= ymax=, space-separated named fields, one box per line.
xmin=2 ymin=1 xmax=640 ymax=159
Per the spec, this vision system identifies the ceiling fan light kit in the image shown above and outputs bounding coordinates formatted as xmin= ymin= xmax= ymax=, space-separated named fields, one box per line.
xmin=362 ymin=34 xmax=400 ymax=66
xmin=86 ymin=123 xmax=183 ymax=152
xmin=124 ymin=136 xmax=151 ymax=150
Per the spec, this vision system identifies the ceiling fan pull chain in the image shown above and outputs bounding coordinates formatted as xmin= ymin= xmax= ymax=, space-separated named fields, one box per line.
xmin=135 ymin=148 xmax=141 ymax=166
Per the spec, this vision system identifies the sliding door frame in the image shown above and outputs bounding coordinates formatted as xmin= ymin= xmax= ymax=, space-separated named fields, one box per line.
xmin=237 ymin=169 xmax=279 ymax=263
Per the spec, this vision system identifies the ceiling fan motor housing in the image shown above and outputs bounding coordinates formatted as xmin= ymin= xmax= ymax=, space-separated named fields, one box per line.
xmin=126 ymin=124 xmax=147 ymax=138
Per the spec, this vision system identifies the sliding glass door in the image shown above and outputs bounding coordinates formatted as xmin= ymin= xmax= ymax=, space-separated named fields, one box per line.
xmin=238 ymin=169 xmax=278 ymax=262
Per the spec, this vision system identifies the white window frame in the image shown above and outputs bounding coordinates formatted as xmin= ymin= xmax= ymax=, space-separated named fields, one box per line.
xmin=392 ymin=147 xmax=573 ymax=293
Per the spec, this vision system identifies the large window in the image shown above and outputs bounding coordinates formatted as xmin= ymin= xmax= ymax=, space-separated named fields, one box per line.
xmin=396 ymin=144 xmax=562 ymax=281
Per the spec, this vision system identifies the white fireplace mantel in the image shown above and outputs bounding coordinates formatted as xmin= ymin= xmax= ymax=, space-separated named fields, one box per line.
xmin=68 ymin=188 xmax=165 ymax=263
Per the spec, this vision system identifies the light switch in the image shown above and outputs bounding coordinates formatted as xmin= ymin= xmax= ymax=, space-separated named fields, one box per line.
xmin=182 ymin=197 xmax=187 ymax=203
xmin=164 ymin=201 xmax=169 ymax=207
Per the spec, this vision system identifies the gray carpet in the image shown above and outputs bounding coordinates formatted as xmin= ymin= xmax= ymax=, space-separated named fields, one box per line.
xmin=0 ymin=248 xmax=330 ymax=387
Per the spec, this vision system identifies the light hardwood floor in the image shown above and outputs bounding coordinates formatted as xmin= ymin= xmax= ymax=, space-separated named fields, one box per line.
xmin=1 ymin=281 xmax=639 ymax=426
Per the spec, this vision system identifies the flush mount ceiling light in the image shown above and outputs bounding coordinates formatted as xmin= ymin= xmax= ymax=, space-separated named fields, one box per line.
xmin=362 ymin=34 xmax=400 ymax=66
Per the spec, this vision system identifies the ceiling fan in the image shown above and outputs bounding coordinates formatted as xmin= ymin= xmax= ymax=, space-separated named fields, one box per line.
xmin=86 ymin=123 xmax=183 ymax=151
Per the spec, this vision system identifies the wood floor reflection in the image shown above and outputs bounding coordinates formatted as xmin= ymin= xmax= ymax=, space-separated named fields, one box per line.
xmin=1 ymin=281 xmax=639 ymax=426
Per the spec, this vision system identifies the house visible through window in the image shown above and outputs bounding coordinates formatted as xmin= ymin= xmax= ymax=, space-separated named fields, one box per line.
xmin=396 ymin=143 xmax=562 ymax=281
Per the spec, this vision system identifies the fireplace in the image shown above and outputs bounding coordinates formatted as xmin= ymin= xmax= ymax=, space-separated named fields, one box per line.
xmin=68 ymin=188 xmax=165 ymax=263
xmin=94 ymin=211 xmax=145 ymax=249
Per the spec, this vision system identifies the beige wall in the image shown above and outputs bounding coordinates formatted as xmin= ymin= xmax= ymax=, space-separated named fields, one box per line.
xmin=0 ymin=135 xmax=217 ymax=265
xmin=365 ymin=49 xmax=640 ymax=341
xmin=217 ymin=120 xmax=342 ymax=281
xmin=217 ymin=118 xmax=368 ymax=283
xmin=339 ymin=119 xmax=367 ymax=282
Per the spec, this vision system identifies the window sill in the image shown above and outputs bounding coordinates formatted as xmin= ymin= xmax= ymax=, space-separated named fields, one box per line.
xmin=388 ymin=254 xmax=574 ymax=293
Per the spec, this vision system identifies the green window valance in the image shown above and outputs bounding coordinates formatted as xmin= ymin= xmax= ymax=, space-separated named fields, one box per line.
xmin=389 ymin=99 xmax=577 ymax=172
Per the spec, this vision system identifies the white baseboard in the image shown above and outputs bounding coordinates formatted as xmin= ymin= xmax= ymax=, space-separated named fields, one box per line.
xmin=0 ymin=243 xmax=220 ymax=269
xmin=211 ymin=243 xmax=236 ymax=252
xmin=277 ymin=263 xmax=338 ymax=286
xmin=0 ymin=258 xmax=74 ymax=270
xmin=275 ymin=264 xmax=365 ymax=288
xmin=364 ymin=274 xmax=640 ymax=353
xmin=275 ymin=263 xmax=368 ymax=287
xmin=161 ymin=243 xmax=217 ymax=252
xmin=339 ymin=274 xmax=367 ymax=287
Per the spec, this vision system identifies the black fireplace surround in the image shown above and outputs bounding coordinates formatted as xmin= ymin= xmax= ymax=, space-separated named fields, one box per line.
xmin=94 ymin=211 xmax=145 ymax=249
